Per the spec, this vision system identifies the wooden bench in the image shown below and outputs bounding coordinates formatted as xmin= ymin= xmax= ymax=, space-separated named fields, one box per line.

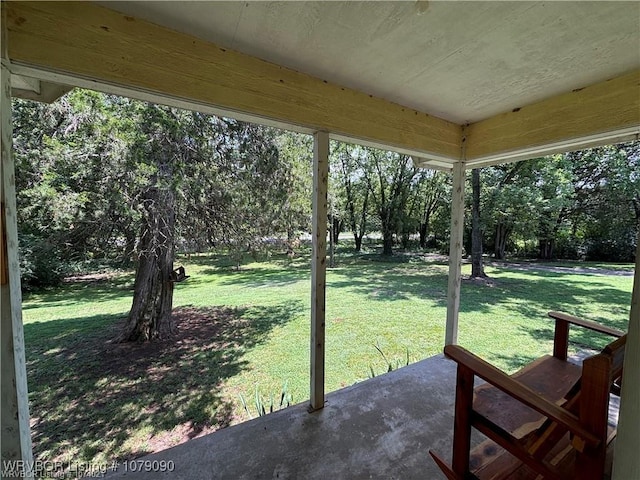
xmin=430 ymin=311 xmax=626 ymax=480
xmin=169 ymin=266 xmax=190 ymax=283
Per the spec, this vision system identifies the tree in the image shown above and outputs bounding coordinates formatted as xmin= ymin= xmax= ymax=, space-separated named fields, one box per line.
xmin=275 ymin=132 xmax=312 ymax=255
xmin=470 ymin=168 xmax=486 ymax=277
xmin=414 ymin=170 xmax=448 ymax=249
xmin=331 ymin=142 xmax=370 ymax=252
xmin=360 ymin=148 xmax=418 ymax=255
xmin=530 ymin=155 xmax=574 ymax=259
xmin=14 ymin=91 xmax=314 ymax=338
xmin=483 ymin=161 xmax=536 ymax=260
xmin=120 ymin=111 xmax=311 ymax=339
xmin=13 ymin=91 xmax=141 ymax=287
xmin=568 ymin=143 xmax=639 ymax=261
xmin=117 ymin=104 xmax=181 ymax=341
xmin=480 ymin=145 xmax=639 ymax=262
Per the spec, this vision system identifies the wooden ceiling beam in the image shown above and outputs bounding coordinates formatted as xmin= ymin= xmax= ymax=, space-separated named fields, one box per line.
xmin=5 ymin=2 xmax=638 ymax=168
xmin=4 ymin=1 xmax=462 ymax=162
xmin=465 ymin=70 xmax=640 ymax=164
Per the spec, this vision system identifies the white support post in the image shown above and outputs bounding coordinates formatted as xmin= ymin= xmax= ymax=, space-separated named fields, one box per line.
xmin=612 ymin=232 xmax=640 ymax=480
xmin=1 ymin=8 xmax=34 ymax=477
xmin=309 ymin=131 xmax=329 ymax=411
xmin=445 ymin=158 xmax=466 ymax=345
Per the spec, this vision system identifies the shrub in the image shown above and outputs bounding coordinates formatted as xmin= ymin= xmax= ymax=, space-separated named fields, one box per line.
xmin=585 ymin=235 xmax=637 ymax=262
xmin=19 ymin=234 xmax=66 ymax=290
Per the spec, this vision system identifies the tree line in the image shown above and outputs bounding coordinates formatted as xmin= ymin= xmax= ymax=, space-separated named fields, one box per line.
xmin=12 ymin=90 xmax=639 ymax=337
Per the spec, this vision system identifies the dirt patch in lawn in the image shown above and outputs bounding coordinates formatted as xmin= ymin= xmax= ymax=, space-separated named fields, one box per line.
xmin=463 ymin=275 xmax=498 ymax=287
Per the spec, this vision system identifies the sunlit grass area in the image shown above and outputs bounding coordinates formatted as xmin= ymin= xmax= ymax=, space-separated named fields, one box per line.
xmin=22 ymin=244 xmax=634 ymax=466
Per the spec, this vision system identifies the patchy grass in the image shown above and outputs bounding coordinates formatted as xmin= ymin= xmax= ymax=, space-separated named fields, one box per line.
xmin=491 ymin=257 xmax=636 ymax=272
xmin=22 ymin=246 xmax=634 ymax=466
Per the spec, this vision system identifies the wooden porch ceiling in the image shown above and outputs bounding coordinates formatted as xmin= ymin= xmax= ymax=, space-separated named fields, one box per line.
xmin=4 ymin=1 xmax=640 ymax=168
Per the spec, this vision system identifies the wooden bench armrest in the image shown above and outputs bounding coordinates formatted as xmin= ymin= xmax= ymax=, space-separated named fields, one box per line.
xmin=548 ymin=311 xmax=625 ymax=360
xmin=444 ymin=345 xmax=601 ymax=449
xmin=548 ymin=311 xmax=625 ymax=337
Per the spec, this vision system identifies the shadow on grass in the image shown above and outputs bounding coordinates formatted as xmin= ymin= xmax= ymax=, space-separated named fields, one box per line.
xmin=182 ymin=249 xmax=312 ymax=270
xmin=195 ymin=254 xmax=631 ymax=324
xmin=329 ymin=263 xmax=449 ymax=301
xmin=206 ymin=265 xmax=310 ymax=289
xmin=195 ymin=253 xmax=312 ymax=289
xmin=22 ymin=273 xmax=135 ymax=310
xmin=24 ymin=300 xmax=303 ymax=465
xmin=215 ymin=251 xmax=449 ymax=302
xmin=461 ymin=267 xmax=632 ymax=323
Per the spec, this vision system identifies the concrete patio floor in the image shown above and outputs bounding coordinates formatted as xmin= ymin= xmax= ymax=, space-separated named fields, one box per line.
xmin=108 ymin=354 xmax=460 ymax=479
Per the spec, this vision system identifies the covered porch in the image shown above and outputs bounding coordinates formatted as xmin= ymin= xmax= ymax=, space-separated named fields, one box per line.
xmin=104 ymin=349 xmax=620 ymax=479
xmin=1 ymin=2 xmax=639 ymax=479
xmin=108 ymin=355 xmax=462 ymax=479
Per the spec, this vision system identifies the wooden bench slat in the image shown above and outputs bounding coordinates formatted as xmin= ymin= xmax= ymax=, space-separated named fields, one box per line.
xmin=473 ymin=356 xmax=582 ymax=436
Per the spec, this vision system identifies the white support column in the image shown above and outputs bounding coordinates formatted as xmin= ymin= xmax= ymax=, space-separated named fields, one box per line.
xmin=1 ymin=9 xmax=34 ymax=477
xmin=309 ymin=131 xmax=328 ymax=411
xmin=612 ymin=233 xmax=640 ymax=480
xmin=445 ymin=159 xmax=466 ymax=346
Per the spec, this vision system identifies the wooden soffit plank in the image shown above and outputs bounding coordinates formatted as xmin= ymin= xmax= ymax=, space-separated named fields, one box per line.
xmin=4 ymin=1 xmax=462 ymax=161
xmin=465 ymin=70 xmax=640 ymax=163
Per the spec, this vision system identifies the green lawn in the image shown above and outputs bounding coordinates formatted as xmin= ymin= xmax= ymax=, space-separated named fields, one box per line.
xmin=21 ymin=246 xmax=634 ymax=466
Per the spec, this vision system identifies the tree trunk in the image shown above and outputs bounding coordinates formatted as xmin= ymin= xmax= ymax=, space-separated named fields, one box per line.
xmin=350 ymin=187 xmax=368 ymax=253
xmin=471 ymin=169 xmax=487 ymax=277
xmin=538 ymin=210 xmax=564 ymax=260
xmin=419 ymin=208 xmax=432 ymax=249
xmin=419 ymin=222 xmax=428 ymax=249
xmin=329 ymin=214 xmax=335 ymax=268
xmin=382 ymin=228 xmax=394 ymax=255
xmin=331 ymin=216 xmax=342 ymax=245
xmin=117 ymin=186 xmax=176 ymax=342
xmin=286 ymin=226 xmax=297 ymax=257
xmin=538 ymin=238 xmax=555 ymax=260
xmin=494 ymin=223 xmax=510 ymax=260
xmin=401 ymin=231 xmax=410 ymax=250
xmin=354 ymin=233 xmax=363 ymax=252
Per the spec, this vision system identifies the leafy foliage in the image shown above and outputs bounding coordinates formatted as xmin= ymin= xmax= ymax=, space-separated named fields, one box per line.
xmin=13 ymin=92 xmax=313 ymax=288
xmin=368 ymin=344 xmax=411 ymax=378
xmin=12 ymin=89 xmax=639 ymax=295
xmin=239 ymin=382 xmax=293 ymax=418
xmin=478 ymin=144 xmax=639 ymax=262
